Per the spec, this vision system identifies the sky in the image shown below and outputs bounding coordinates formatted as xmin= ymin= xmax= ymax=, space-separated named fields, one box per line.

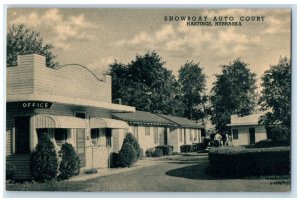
xmin=7 ymin=8 xmax=291 ymax=92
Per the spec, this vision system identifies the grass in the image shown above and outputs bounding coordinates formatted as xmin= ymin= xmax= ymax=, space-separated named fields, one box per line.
xmin=6 ymin=180 xmax=87 ymax=192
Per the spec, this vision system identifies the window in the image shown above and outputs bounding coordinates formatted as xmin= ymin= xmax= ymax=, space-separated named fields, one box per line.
xmin=189 ymin=129 xmax=193 ymax=141
xmin=145 ymin=127 xmax=150 ymax=136
xmin=54 ymin=128 xmax=68 ymax=147
xmin=75 ymin=111 xmax=86 ymax=119
xmin=154 ymin=127 xmax=158 ymax=144
xmin=90 ymin=128 xmax=105 ymax=146
xmin=232 ymin=129 xmax=239 ymax=139
xmin=15 ymin=117 xmax=30 ymax=154
xmin=106 ymin=128 xmax=112 ymax=147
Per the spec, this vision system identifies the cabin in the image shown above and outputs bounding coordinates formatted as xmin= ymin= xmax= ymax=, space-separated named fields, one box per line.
xmin=6 ymin=54 xmax=135 ymax=179
xmin=113 ymin=111 xmax=204 ymax=153
xmin=112 ymin=111 xmax=177 ymax=154
xmin=157 ymin=114 xmax=204 ymax=152
xmin=226 ymin=113 xmax=268 ymax=146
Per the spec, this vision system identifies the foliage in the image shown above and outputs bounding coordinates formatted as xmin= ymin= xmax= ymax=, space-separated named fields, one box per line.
xmin=155 ymin=145 xmax=173 ymax=156
xmin=208 ymin=146 xmax=290 ymax=177
xmin=123 ymin=133 xmax=142 ymax=160
xmin=58 ymin=143 xmax=80 ymax=180
xmin=6 ymin=162 xmax=16 ymax=180
xmin=210 ymin=58 xmax=257 ymax=131
xmin=178 ymin=61 xmax=207 ymax=120
xmin=180 ymin=144 xmax=193 ymax=153
xmin=258 ymin=57 xmax=291 ymax=133
xmin=7 ymin=24 xmax=59 ymax=68
xmin=145 ymin=148 xmax=163 ymax=157
xmin=109 ymin=51 xmax=184 ymax=116
xmin=109 ymin=152 xmax=119 ymax=168
xmin=31 ymin=132 xmax=58 ymax=182
xmin=118 ymin=143 xmax=137 ymax=168
xmin=254 ymin=139 xmax=290 ymax=148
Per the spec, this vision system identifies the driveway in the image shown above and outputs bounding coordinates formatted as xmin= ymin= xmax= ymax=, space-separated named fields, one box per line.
xmin=78 ymin=155 xmax=290 ymax=192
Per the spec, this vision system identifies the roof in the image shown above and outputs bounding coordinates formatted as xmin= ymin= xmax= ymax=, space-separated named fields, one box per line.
xmin=113 ymin=111 xmax=177 ymax=127
xmin=227 ymin=113 xmax=265 ymax=126
xmin=157 ymin=114 xmax=203 ymax=129
xmin=7 ymin=93 xmax=135 ymax=113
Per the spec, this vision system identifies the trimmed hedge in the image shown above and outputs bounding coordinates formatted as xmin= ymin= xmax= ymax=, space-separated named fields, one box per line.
xmin=6 ymin=162 xmax=16 ymax=180
xmin=208 ymin=146 xmax=290 ymax=177
xmin=58 ymin=143 xmax=80 ymax=180
xmin=118 ymin=143 xmax=137 ymax=167
xmin=255 ymin=139 xmax=290 ymax=148
xmin=31 ymin=133 xmax=58 ymax=182
xmin=109 ymin=152 xmax=119 ymax=168
xmin=180 ymin=143 xmax=206 ymax=153
xmin=123 ymin=133 xmax=142 ymax=160
xmin=155 ymin=145 xmax=173 ymax=156
xmin=145 ymin=148 xmax=163 ymax=157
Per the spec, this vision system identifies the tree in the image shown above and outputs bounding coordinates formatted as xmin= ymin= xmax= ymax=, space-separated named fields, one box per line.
xmin=31 ymin=132 xmax=58 ymax=182
xmin=123 ymin=133 xmax=142 ymax=160
xmin=109 ymin=51 xmax=184 ymax=115
xmin=178 ymin=61 xmax=207 ymax=120
xmin=210 ymin=59 xmax=257 ymax=131
xmin=7 ymin=24 xmax=58 ymax=68
xmin=58 ymin=143 xmax=80 ymax=180
xmin=118 ymin=143 xmax=137 ymax=168
xmin=258 ymin=57 xmax=291 ymax=132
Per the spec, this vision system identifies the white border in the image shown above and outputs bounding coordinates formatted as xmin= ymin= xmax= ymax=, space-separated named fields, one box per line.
xmin=1 ymin=0 xmax=299 ymax=200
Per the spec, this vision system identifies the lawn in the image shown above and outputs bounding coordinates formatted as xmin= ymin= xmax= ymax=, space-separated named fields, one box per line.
xmin=6 ymin=155 xmax=291 ymax=192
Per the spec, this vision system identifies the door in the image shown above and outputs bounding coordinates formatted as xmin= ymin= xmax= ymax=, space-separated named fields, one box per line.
xmin=249 ymin=127 xmax=256 ymax=145
xmin=15 ymin=116 xmax=30 ymax=154
xmin=76 ymin=128 xmax=86 ymax=167
xmin=164 ymin=128 xmax=168 ymax=145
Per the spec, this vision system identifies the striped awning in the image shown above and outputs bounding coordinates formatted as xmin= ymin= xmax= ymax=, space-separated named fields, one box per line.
xmin=89 ymin=118 xmax=129 ymax=129
xmin=33 ymin=114 xmax=87 ymax=128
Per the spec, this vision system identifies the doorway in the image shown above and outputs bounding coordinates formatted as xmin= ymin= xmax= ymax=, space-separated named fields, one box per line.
xmin=14 ymin=116 xmax=30 ymax=154
xmin=163 ymin=128 xmax=168 ymax=145
xmin=249 ymin=127 xmax=256 ymax=145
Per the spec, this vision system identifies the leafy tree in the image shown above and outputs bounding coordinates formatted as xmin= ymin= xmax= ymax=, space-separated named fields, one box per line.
xmin=123 ymin=133 xmax=142 ymax=160
xmin=7 ymin=24 xmax=58 ymax=68
xmin=178 ymin=61 xmax=207 ymax=120
xmin=118 ymin=143 xmax=137 ymax=168
xmin=109 ymin=51 xmax=184 ymax=115
xmin=31 ymin=132 xmax=58 ymax=182
xmin=258 ymin=57 xmax=291 ymax=132
xmin=58 ymin=143 xmax=80 ymax=180
xmin=210 ymin=59 xmax=257 ymax=131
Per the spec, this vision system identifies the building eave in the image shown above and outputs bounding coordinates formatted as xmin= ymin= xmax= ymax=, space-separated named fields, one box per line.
xmin=7 ymin=93 xmax=136 ymax=112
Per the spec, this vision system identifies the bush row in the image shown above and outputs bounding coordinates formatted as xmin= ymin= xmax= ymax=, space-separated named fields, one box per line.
xmin=208 ymin=146 xmax=290 ymax=177
xmin=30 ymin=133 xmax=80 ymax=182
xmin=145 ymin=145 xmax=174 ymax=157
xmin=180 ymin=143 xmax=206 ymax=153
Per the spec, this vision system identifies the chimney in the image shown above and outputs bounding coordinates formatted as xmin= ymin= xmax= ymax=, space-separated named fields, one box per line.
xmin=17 ymin=54 xmax=46 ymax=68
xmin=116 ymin=98 xmax=122 ymax=105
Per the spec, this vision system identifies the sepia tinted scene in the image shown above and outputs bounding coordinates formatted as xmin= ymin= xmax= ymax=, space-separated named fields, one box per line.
xmin=5 ymin=8 xmax=291 ymax=192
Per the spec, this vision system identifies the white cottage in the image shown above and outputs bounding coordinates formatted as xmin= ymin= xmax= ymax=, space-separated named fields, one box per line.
xmin=227 ymin=113 xmax=268 ymax=146
xmin=113 ymin=111 xmax=204 ymax=153
xmin=6 ymin=54 xmax=135 ymax=179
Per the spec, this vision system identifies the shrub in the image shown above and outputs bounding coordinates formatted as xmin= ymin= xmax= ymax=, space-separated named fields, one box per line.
xmin=145 ymin=148 xmax=163 ymax=157
xmin=31 ymin=132 xmax=58 ymax=182
xmin=58 ymin=143 xmax=80 ymax=180
xmin=123 ymin=133 xmax=142 ymax=160
xmin=155 ymin=145 xmax=173 ymax=156
xmin=180 ymin=144 xmax=193 ymax=153
xmin=153 ymin=148 xmax=163 ymax=157
xmin=118 ymin=143 xmax=137 ymax=167
xmin=255 ymin=139 xmax=290 ymax=148
xmin=145 ymin=148 xmax=155 ymax=157
xmin=6 ymin=162 xmax=16 ymax=180
xmin=194 ymin=143 xmax=206 ymax=151
xmin=208 ymin=146 xmax=290 ymax=177
xmin=109 ymin=152 xmax=119 ymax=168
